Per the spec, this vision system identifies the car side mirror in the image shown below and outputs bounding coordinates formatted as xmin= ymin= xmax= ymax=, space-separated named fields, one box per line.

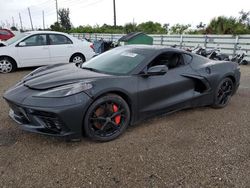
xmin=146 ymin=65 xmax=168 ymax=76
xmin=18 ymin=42 xmax=26 ymax=47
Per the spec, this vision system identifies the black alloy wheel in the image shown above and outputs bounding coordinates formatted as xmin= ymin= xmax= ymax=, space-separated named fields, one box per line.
xmin=213 ymin=78 xmax=234 ymax=108
xmin=84 ymin=94 xmax=130 ymax=141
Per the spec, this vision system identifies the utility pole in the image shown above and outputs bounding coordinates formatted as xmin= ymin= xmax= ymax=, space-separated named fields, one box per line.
xmin=0 ymin=21 xmax=4 ymax=28
xmin=133 ymin=18 xmax=135 ymax=31
xmin=19 ymin=13 xmax=23 ymax=30
xmin=12 ymin=16 xmax=15 ymax=27
xmin=28 ymin=7 xmax=34 ymax=30
xmin=113 ymin=0 xmax=116 ymax=27
xmin=42 ymin=10 xmax=45 ymax=30
xmin=55 ymin=0 xmax=59 ymax=23
xmin=5 ymin=20 xmax=10 ymax=28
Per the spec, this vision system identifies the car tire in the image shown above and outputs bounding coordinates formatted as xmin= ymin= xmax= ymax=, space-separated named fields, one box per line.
xmin=0 ymin=57 xmax=17 ymax=73
xmin=212 ymin=77 xmax=234 ymax=108
xmin=241 ymin=60 xmax=248 ymax=65
xmin=83 ymin=94 xmax=130 ymax=142
xmin=70 ymin=54 xmax=85 ymax=67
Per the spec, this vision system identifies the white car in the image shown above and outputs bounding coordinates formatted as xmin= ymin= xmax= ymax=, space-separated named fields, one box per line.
xmin=0 ymin=31 xmax=96 ymax=73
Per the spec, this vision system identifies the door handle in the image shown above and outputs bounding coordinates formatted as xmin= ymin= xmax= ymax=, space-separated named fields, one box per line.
xmin=43 ymin=46 xmax=49 ymax=50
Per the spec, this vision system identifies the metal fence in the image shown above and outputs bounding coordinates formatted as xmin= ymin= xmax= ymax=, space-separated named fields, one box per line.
xmin=71 ymin=33 xmax=250 ymax=61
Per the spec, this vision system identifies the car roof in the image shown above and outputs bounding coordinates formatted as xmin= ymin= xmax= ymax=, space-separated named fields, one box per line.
xmin=0 ymin=28 xmax=11 ymax=31
xmin=121 ymin=44 xmax=188 ymax=53
xmin=24 ymin=31 xmax=70 ymax=35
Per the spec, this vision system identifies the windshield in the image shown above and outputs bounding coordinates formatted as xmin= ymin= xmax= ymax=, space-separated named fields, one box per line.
xmin=82 ymin=47 xmax=146 ymax=75
xmin=6 ymin=33 xmax=28 ymax=45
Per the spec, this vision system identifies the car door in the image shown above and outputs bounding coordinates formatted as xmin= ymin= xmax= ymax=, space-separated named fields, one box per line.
xmin=48 ymin=34 xmax=74 ymax=64
xmin=17 ymin=34 xmax=50 ymax=67
xmin=137 ymin=52 xmax=196 ymax=120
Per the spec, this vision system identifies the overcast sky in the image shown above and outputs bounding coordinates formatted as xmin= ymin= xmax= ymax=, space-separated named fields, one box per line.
xmin=0 ymin=0 xmax=249 ymax=30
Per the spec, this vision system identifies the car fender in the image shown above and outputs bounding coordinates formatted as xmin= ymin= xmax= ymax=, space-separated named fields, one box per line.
xmin=85 ymin=87 xmax=136 ymax=124
xmin=0 ymin=46 xmax=20 ymax=66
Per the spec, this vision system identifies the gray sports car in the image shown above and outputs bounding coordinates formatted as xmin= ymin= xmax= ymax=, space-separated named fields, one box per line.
xmin=3 ymin=45 xmax=241 ymax=141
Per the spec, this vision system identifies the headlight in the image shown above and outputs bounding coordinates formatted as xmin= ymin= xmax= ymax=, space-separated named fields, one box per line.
xmin=34 ymin=82 xmax=92 ymax=98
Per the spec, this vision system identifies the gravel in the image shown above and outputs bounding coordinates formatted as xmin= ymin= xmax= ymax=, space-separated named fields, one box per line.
xmin=0 ymin=66 xmax=250 ymax=187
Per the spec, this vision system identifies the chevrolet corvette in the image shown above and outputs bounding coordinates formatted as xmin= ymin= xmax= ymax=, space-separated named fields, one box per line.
xmin=3 ymin=45 xmax=241 ymax=141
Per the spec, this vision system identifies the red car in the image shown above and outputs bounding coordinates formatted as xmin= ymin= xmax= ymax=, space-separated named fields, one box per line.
xmin=0 ymin=29 xmax=14 ymax=41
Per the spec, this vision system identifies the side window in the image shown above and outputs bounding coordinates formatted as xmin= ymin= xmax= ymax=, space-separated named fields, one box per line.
xmin=49 ymin=34 xmax=72 ymax=45
xmin=0 ymin=30 xmax=9 ymax=35
xmin=182 ymin=53 xmax=193 ymax=64
xmin=148 ymin=52 xmax=185 ymax=70
xmin=21 ymin=34 xmax=47 ymax=46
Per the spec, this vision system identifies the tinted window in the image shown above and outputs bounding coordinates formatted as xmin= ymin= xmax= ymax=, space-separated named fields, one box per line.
xmin=49 ymin=34 xmax=72 ymax=45
xmin=22 ymin=34 xmax=47 ymax=46
xmin=82 ymin=47 xmax=146 ymax=75
xmin=149 ymin=52 xmax=185 ymax=69
xmin=0 ymin=30 xmax=9 ymax=35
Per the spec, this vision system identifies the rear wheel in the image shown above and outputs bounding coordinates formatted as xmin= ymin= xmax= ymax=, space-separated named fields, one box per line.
xmin=241 ymin=60 xmax=248 ymax=65
xmin=70 ymin=54 xmax=85 ymax=67
xmin=212 ymin=78 xmax=234 ymax=108
xmin=84 ymin=94 xmax=130 ymax=141
xmin=0 ymin=57 xmax=16 ymax=73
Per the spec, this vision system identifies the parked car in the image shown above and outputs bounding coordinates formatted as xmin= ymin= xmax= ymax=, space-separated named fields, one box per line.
xmin=0 ymin=29 xmax=15 ymax=41
xmin=3 ymin=45 xmax=240 ymax=142
xmin=0 ymin=31 xmax=95 ymax=73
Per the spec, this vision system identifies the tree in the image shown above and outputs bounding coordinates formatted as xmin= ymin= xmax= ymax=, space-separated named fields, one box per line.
xmin=58 ymin=8 xmax=71 ymax=31
xmin=124 ymin=23 xmax=137 ymax=33
xmin=169 ymin=24 xmax=191 ymax=34
xmin=10 ymin=26 xmax=18 ymax=31
xmin=68 ymin=11 xmax=250 ymax=35
xmin=163 ymin=23 xmax=170 ymax=33
xmin=239 ymin=10 xmax=250 ymax=26
xmin=137 ymin=21 xmax=165 ymax=34
xmin=50 ymin=8 xmax=71 ymax=32
xmin=205 ymin=16 xmax=248 ymax=34
xmin=50 ymin=22 xmax=63 ymax=32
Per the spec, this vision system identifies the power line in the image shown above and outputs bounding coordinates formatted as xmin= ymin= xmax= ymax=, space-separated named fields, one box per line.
xmin=60 ymin=0 xmax=104 ymax=9
xmin=3 ymin=0 xmax=107 ymax=29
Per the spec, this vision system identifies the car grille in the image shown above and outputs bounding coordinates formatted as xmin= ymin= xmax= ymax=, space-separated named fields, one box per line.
xmin=31 ymin=111 xmax=66 ymax=133
xmin=7 ymin=102 xmax=66 ymax=133
xmin=8 ymin=102 xmax=30 ymax=124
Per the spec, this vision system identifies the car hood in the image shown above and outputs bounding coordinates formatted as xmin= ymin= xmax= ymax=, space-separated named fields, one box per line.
xmin=23 ymin=63 xmax=111 ymax=90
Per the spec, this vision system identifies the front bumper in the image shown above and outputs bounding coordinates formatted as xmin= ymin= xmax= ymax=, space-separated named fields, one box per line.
xmin=4 ymin=85 xmax=93 ymax=139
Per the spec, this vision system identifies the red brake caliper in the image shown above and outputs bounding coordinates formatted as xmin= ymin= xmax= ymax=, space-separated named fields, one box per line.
xmin=112 ymin=104 xmax=121 ymax=125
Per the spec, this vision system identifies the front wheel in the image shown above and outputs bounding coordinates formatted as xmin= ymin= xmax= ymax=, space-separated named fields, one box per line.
xmin=212 ymin=78 xmax=234 ymax=108
xmin=84 ymin=94 xmax=130 ymax=141
xmin=0 ymin=57 xmax=16 ymax=73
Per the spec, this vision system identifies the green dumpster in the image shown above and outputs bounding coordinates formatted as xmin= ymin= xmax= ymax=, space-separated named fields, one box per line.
xmin=118 ymin=32 xmax=153 ymax=45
